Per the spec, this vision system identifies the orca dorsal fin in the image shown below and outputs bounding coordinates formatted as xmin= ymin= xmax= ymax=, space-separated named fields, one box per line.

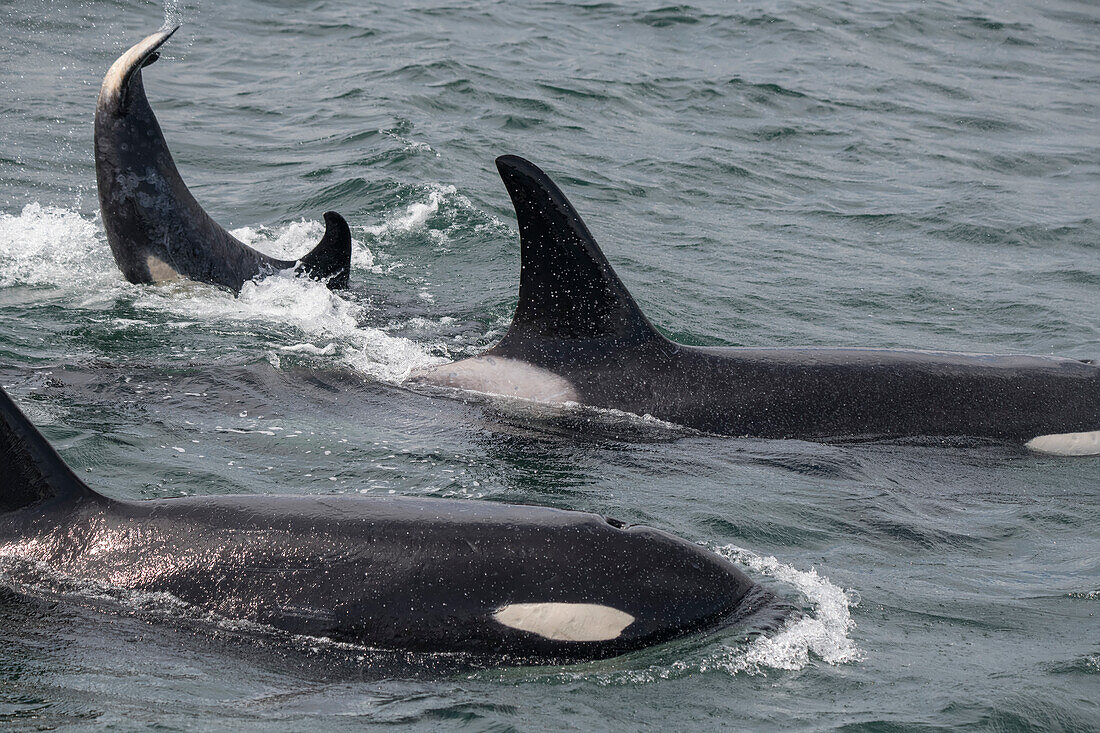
xmin=490 ymin=155 xmax=663 ymax=355
xmin=294 ymin=211 xmax=353 ymax=290
xmin=0 ymin=387 xmax=99 ymax=513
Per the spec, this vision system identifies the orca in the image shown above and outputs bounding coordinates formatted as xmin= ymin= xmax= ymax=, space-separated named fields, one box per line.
xmin=0 ymin=384 xmax=763 ymax=663
xmin=95 ymin=27 xmax=352 ymax=292
xmin=407 ymin=155 xmax=1100 ymax=455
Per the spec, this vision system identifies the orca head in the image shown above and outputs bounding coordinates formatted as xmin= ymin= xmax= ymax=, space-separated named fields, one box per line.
xmin=606 ymin=524 xmax=757 ymax=647
xmin=487 ymin=521 xmax=757 ymax=656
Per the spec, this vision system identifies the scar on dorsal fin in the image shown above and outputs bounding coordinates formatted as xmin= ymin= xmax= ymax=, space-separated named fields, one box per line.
xmin=489 ymin=155 xmax=664 ymax=356
xmin=0 ymin=386 xmax=101 ymax=513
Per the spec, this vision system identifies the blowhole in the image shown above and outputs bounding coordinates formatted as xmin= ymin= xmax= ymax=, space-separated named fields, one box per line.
xmin=604 ymin=516 xmax=627 ymax=529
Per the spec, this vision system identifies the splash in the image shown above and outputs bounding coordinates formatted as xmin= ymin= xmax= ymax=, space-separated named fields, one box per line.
xmin=709 ymin=545 xmax=862 ymax=673
xmin=232 ymin=219 xmax=381 ymax=273
xmin=362 ymin=183 xmax=505 ymax=248
xmin=162 ymin=0 xmax=186 ymax=29
xmin=133 ymin=222 xmax=446 ymax=381
xmin=0 ymin=203 xmax=445 ymax=381
xmin=0 ymin=203 xmax=111 ymax=288
xmin=364 ymin=184 xmax=457 ymax=239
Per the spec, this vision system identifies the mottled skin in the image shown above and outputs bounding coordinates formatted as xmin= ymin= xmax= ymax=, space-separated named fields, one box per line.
xmin=94 ymin=27 xmax=351 ymax=292
xmin=0 ymin=387 xmax=759 ymax=662
xmin=410 ymin=156 xmax=1100 ymax=444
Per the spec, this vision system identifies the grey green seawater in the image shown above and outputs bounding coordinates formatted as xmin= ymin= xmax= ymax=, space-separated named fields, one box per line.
xmin=1 ymin=0 xmax=1098 ymax=730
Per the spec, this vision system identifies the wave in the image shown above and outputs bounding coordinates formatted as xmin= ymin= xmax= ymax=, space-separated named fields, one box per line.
xmin=711 ymin=544 xmax=861 ymax=672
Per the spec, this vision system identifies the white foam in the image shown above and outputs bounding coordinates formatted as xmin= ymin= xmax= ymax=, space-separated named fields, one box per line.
xmin=0 ymin=203 xmax=113 ymax=288
xmin=711 ymin=545 xmax=861 ymax=674
xmin=1025 ymin=430 xmax=1100 ymax=456
xmin=281 ymin=342 xmax=337 ymax=356
xmin=231 ymin=219 xmax=380 ymax=273
xmin=364 ymin=185 xmax=455 ymax=238
xmin=394 ymin=316 xmax=457 ymax=333
xmin=135 ymin=271 xmax=445 ymax=382
xmin=361 ymin=183 xmax=505 ymax=248
xmin=0 ymin=203 xmax=445 ymax=382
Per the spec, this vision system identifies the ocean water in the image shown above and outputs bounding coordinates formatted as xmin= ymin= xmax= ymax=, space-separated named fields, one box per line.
xmin=0 ymin=0 xmax=1097 ymax=730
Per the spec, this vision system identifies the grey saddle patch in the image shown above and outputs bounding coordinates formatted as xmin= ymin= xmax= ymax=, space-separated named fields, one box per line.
xmin=1025 ymin=430 xmax=1100 ymax=456
xmin=407 ymin=356 xmax=580 ymax=404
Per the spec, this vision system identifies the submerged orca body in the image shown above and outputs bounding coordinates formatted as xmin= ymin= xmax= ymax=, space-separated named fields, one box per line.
xmin=0 ymin=386 xmax=759 ymax=662
xmin=94 ymin=27 xmax=352 ymax=292
xmin=409 ymin=156 xmax=1100 ymax=455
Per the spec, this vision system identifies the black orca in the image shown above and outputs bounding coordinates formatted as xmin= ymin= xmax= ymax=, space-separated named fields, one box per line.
xmin=0 ymin=384 xmax=763 ymax=663
xmin=95 ymin=27 xmax=352 ymax=292
xmin=408 ymin=155 xmax=1100 ymax=455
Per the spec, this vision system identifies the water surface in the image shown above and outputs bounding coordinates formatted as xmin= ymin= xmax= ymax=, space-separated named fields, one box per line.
xmin=1 ymin=0 xmax=1097 ymax=729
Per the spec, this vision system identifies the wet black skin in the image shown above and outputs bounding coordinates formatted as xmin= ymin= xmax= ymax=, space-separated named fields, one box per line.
xmin=0 ymin=387 xmax=757 ymax=662
xmin=94 ymin=27 xmax=351 ymax=292
xmin=412 ymin=155 xmax=1100 ymax=443
xmin=505 ymin=339 xmax=1100 ymax=441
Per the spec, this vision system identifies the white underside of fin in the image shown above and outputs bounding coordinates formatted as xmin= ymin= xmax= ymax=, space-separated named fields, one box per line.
xmin=406 ymin=356 xmax=580 ymax=404
xmin=146 ymin=254 xmax=182 ymax=282
xmin=1024 ymin=430 xmax=1100 ymax=456
xmin=493 ymin=602 xmax=635 ymax=642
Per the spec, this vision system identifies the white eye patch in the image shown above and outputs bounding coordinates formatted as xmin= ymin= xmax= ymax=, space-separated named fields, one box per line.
xmin=493 ymin=602 xmax=635 ymax=642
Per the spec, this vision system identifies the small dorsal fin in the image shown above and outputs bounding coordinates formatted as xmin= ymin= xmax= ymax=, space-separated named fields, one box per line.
xmin=490 ymin=155 xmax=662 ymax=355
xmin=0 ymin=386 xmax=99 ymax=513
xmin=294 ymin=211 xmax=353 ymax=290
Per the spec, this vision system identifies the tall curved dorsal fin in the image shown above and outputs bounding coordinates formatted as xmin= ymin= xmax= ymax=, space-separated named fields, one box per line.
xmin=490 ymin=155 xmax=663 ymax=356
xmin=0 ymin=387 xmax=99 ymax=513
